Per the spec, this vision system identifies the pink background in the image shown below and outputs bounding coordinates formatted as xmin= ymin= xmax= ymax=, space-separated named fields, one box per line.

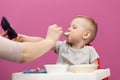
xmin=0 ymin=0 xmax=120 ymax=80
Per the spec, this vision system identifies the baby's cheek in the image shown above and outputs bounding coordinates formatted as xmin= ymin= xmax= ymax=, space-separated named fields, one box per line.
xmin=71 ymin=34 xmax=79 ymax=40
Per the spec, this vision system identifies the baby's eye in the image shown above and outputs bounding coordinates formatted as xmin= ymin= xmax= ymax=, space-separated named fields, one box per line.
xmin=72 ymin=26 xmax=77 ymax=29
xmin=73 ymin=27 xmax=76 ymax=29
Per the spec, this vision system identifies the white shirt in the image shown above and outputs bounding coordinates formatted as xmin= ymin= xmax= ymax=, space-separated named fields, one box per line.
xmin=0 ymin=36 xmax=23 ymax=62
xmin=55 ymin=41 xmax=99 ymax=65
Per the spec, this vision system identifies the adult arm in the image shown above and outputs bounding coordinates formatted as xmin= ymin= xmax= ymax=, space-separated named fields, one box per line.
xmin=21 ymin=24 xmax=63 ymax=63
xmin=0 ymin=24 xmax=63 ymax=63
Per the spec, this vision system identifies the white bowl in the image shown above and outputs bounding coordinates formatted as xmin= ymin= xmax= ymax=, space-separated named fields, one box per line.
xmin=69 ymin=64 xmax=98 ymax=73
xmin=44 ymin=64 xmax=68 ymax=74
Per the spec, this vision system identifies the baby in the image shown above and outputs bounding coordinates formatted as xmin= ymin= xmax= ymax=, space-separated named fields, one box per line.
xmin=54 ymin=16 xmax=99 ymax=65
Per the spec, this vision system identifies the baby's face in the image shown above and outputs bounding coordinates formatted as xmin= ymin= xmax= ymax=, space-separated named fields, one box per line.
xmin=66 ymin=18 xmax=90 ymax=44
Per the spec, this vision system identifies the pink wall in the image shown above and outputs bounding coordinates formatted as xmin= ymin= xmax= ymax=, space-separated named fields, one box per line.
xmin=0 ymin=0 xmax=120 ymax=80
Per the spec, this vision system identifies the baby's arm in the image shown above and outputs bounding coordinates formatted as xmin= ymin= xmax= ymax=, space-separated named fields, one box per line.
xmin=91 ymin=59 xmax=98 ymax=64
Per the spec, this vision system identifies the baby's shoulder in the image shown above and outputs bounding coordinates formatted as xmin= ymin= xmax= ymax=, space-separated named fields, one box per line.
xmin=56 ymin=40 xmax=68 ymax=47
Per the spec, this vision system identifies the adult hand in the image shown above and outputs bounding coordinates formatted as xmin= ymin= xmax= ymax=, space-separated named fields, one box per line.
xmin=12 ymin=34 xmax=24 ymax=42
xmin=1 ymin=31 xmax=8 ymax=37
xmin=46 ymin=24 xmax=63 ymax=43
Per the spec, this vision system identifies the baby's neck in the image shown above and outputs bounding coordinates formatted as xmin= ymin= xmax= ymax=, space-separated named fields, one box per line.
xmin=70 ymin=42 xmax=85 ymax=50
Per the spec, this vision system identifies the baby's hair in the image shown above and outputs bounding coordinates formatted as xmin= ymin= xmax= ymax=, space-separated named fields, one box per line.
xmin=74 ymin=16 xmax=98 ymax=44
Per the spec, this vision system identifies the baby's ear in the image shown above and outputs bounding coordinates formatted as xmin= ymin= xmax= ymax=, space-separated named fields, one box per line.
xmin=82 ymin=31 xmax=91 ymax=40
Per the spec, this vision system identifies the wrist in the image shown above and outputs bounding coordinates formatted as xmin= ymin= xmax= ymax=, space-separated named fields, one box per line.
xmin=45 ymin=38 xmax=56 ymax=47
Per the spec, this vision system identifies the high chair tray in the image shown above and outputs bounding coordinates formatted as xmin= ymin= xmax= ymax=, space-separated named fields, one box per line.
xmin=12 ymin=68 xmax=110 ymax=80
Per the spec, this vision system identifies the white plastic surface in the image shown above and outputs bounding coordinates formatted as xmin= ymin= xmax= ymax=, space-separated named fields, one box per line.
xmin=12 ymin=68 xmax=110 ymax=80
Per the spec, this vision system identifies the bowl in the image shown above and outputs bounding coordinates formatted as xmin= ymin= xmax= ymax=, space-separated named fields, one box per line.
xmin=44 ymin=64 xmax=68 ymax=74
xmin=69 ymin=64 xmax=98 ymax=73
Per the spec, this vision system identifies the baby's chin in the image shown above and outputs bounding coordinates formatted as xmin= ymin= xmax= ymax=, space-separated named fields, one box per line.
xmin=66 ymin=40 xmax=72 ymax=44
